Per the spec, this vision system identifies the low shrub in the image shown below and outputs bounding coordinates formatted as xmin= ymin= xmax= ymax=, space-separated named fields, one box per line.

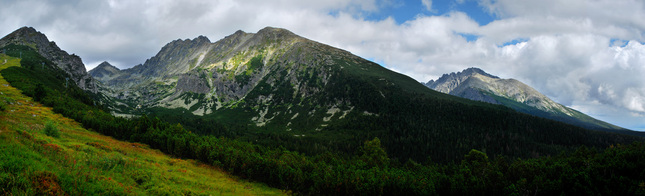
xmin=43 ymin=121 xmax=60 ymax=138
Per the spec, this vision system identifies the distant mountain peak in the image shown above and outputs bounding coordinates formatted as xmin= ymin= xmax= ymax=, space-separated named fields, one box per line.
xmin=259 ymin=26 xmax=285 ymax=31
xmin=460 ymin=67 xmax=499 ymax=79
xmin=195 ymin=35 xmax=210 ymax=42
xmin=425 ymin=67 xmax=625 ymax=131
xmin=95 ymin=61 xmax=119 ymax=71
xmin=167 ymin=35 xmax=212 ymax=47
xmin=256 ymin=26 xmax=297 ymax=37
xmin=426 ymin=67 xmax=497 ymax=93
xmin=427 ymin=67 xmax=568 ymax=110
xmin=89 ymin=61 xmax=122 ymax=83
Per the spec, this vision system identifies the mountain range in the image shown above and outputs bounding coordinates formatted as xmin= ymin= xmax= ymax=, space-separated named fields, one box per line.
xmin=4 ymin=24 xmax=645 ymax=196
xmin=3 ymin=26 xmax=643 ymax=163
xmin=89 ymin=27 xmax=431 ymax=130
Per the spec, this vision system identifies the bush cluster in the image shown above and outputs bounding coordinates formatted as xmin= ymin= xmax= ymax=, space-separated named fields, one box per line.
xmin=43 ymin=121 xmax=60 ymax=138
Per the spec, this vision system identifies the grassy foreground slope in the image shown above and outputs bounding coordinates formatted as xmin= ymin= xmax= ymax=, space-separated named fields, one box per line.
xmin=0 ymin=54 xmax=284 ymax=195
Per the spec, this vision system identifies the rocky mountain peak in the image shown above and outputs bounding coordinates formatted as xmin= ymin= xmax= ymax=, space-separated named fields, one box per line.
xmin=195 ymin=35 xmax=211 ymax=43
xmin=426 ymin=67 xmax=497 ymax=94
xmin=0 ymin=27 xmax=63 ymax=57
xmin=425 ymin=67 xmax=624 ymax=130
xmin=221 ymin=30 xmax=251 ymax=43
xmin=461 ymin=67 xmax=498 ymax=79
xmin=93 ymin=61 xmax=120 ymax=74
xmin=255 ymin=27 xmax=298 ymax=40
xmin=89 ymin=61 xmax=122 ymax=84
xmin=426 ymin=67 xmax=556 ymax=107
xmin=225 ymin=27 xmax=303 ymax=52
xmin=14 ymin=26 xmax=38 ymax=33
xmin=132 ymin=34 xmax=215 ymax=77
xmin=96 ymin=61 xmax=118 ymax=70
xmin=0 ymin=27 xmax=97 ymax=92
xmin=1 ymin=27 xmax=48 ymax=45
xmin=165 ymin=35 xmax=212 ymax=50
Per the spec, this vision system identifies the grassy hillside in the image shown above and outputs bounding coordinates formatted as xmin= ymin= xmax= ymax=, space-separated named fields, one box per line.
xmin=0 ymin=54 xmax=285 ymax=195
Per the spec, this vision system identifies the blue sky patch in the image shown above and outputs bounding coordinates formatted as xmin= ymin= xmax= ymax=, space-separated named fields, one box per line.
xmin=610 ymin=38 xmax=629 ymax=47
xmin=456 ymin=32 xmax=479 ymax=42
xmin=362 ymin=0 xmax=495 ymax=25
xmin=363 ymin=1 xmax=425 ymax=24
xmin=366 ymin=57 xmax=387 ymax=67
xmin=500 ymin=38 xmax=529 ymax=46
xmin=432 ymin=0 xmax=496 ymax=25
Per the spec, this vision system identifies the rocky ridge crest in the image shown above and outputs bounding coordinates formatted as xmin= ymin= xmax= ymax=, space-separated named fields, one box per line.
xmin=0 ymin=27 xmax=97 ymax=92
xmin=91 ymin=27 xmax=357 ymax=123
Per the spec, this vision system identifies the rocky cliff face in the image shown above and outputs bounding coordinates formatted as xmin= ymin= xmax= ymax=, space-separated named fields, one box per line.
xmin=0 ymin=27 xmax=97 ymax=92
xmin=93 ymin=27 xmax=360 ymax=124
xmin=425 ymin=68 xmax=623 ymax=130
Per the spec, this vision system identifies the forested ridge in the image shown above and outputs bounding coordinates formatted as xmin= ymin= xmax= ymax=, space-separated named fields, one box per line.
xmin=2 ymin=44 xmax=645 ymax=195
xmin=144 ymin=50 xmax=643 ymax=163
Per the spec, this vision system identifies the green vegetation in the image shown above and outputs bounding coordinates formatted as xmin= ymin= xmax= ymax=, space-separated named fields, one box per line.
xmin=247 ymin=55 xmax=264 ymax=71
xmin=1 ymin=44 xmax=54 ymax=70
xmin=43 ymin=121 xmax=60 ymax=138
xmin=3 ymin=44 xmax=645 ymax=195
xmin=34 ymin=83 xmax=47 ymax=102
xmin=358 ymin=138 xmax=389 ymax=168
xmin=234 ymin=74 xmax=252 ymax=87
xmin=235 ymin=55 xmax=264 ymax=87
xmin=0 ymin=98 xmax=6 ymax=112
xmin=0 ymin=50 xmax=284 ymax=195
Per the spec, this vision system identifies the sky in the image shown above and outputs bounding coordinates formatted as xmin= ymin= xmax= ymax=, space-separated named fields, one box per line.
xmin=1 ymin=0 xmax=644 ymax=131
